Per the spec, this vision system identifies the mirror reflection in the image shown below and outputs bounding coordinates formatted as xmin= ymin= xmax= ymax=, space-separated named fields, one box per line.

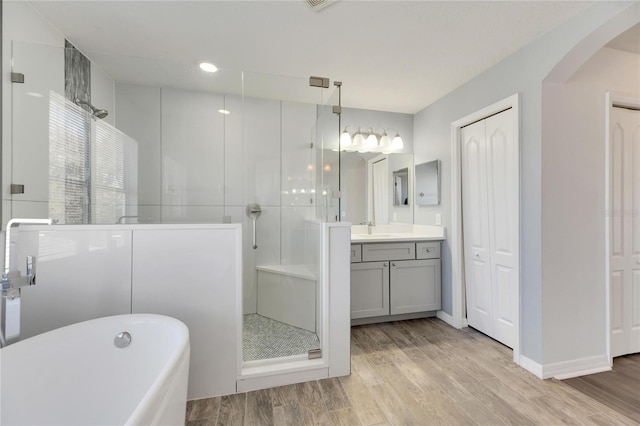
xmin=392 ymin=168 xmax=409 ymax=207
xmin=341 ymin=152 xmax=413 ymax=225
xmin=415 ymin=159 xmax=440 ymax=206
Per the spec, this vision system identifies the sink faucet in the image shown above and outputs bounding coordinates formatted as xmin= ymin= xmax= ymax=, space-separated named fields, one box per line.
xmin=367 ymin=221 xmax=375 ymax=235
xmin=1 ymin=218 xmax=53 ymax=347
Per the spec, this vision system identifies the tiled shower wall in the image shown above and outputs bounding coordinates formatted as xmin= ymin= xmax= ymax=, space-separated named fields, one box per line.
xmin=115 ymin=84 xmax=332 ymax=314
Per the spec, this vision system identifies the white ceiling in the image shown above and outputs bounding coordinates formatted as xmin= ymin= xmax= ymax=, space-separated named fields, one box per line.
xmin=29 ymin=0 xmax=595 ymax=114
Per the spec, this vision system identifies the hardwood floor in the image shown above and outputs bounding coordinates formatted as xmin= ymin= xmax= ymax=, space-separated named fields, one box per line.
xmin=564 ymin=354 xmax=640 ymax=424
xmin=186 ymin=318 xmax=638 ymax=425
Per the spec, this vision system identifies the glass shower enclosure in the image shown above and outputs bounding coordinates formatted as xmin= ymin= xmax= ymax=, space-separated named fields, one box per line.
xmin=239 ymin=72 xmax=340 ymax=369
xmin=8 ymin=41 xmax=341 ymax=372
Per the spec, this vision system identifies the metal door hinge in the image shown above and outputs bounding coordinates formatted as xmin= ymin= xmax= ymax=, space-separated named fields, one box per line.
xmin=309 ymin=76 xmax=329 ymax=88
xmin=332 ymin=105 xmax=342 ymax=114
xmin=10 ymin=184 xmax=24 ymax=194
xmin=11 ymin=73 xmax=25 ymax=84
xmin=308 ymin=348 xmax=322 ymax=359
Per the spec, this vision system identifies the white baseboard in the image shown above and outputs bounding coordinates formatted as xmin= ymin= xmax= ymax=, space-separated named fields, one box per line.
xmin=436 ymin=310 xmax=456 ymax=327
xmin=545 ymin=354 xmax=611 ymax=380
xmin=237 ymin=367 xmax=329 ymax=393
xmin=437 ymin=310 xmax=469 ymax=329
xmin=519 ymin=355 xmax=544 ymax=378
xmin=519 ymin=354 xmax=611 ymax=380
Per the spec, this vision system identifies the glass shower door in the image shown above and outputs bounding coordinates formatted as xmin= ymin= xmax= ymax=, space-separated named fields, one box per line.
xmin=239 ymin=72 xmax=338 ymax=368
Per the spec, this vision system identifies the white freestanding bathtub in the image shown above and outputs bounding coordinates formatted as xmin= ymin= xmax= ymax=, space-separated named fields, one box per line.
xmin=0 ymin=314 xmax=190 ymax=425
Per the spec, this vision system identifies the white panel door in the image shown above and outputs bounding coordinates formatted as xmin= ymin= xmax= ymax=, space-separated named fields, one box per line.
xmin=462 ymin=109 xmax=516 ymax=348
xmin=372 ymin=158 xmax=389 ymax=225
xmin=610 ymin=107 xmax=640 ymax=358
xmin=461 ymin=119 xmax=494 ymax=337
xmin=485 ymin=110 xmax=517 ymax=348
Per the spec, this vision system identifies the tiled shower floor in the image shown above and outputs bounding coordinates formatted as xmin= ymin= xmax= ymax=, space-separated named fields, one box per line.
xmin=242 ymin=314 xmax=320 ymax=361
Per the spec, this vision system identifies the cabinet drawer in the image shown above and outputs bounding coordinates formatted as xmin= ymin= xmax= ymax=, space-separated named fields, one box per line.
xmin=416 ymin=242 xmax=441 ymax=259
xmin=362 ymin=243 xmax=415 ymax=262
xmin=350 ymin=244 xmax=362 ymax=263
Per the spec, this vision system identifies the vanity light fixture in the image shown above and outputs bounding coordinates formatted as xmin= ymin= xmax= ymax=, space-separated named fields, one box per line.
xmin=379 ymin=130 xmax=391 ymax=150
xmin=199 ymin=62 xmax=218 ymax=73
xmin=352 ymin=128 xmax=365 ymax=149
xmin=391 ymin=131 xmax=404 ymax=149
xmin=340 ymin=126 xmax=403 ymax=153
xmin=365 ymin=128 xmax=378 ymax=148
xmin=340 ymin=126 xmax=353 ymax=148
xmin=218 ymin=109 xmax=230 ymax=115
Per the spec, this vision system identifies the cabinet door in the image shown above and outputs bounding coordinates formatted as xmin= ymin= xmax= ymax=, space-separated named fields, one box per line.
xmin=390 ymin=259 xmax=441 ymax=315
xmin=351 ymin=261 xmax=389 ymax=319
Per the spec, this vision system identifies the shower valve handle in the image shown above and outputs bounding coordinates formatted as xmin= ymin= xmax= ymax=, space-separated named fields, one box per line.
xmin=246 ymin=203 xmax=262 ymax=250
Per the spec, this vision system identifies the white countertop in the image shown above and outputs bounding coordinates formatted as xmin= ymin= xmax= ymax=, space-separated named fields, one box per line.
xmin=350 ymin=224 xmax=446 ymax=243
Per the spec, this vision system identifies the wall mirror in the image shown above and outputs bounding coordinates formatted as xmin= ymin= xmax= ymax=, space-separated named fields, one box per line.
xmin=340 ymin=152 xmax=413 ymax=225
xmin=415 ymin=159 xmax=440 ymax=206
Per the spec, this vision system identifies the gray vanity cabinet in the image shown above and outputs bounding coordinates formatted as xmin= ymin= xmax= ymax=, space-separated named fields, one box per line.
xmin=350 ymin=241 xmax=442 ymax=324
xmin=350 ymin=261 xmax=389 ymax=319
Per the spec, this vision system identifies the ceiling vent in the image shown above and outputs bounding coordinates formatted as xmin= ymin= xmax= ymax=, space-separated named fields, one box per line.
xmin=305 ymin=0 xmax=337 ymax=12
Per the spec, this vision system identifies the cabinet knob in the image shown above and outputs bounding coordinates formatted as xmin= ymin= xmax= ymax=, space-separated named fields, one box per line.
xmin=426 ymin=248 xmax=432 ymax=252
xmin=383 ymin=263 xmax=388 ymax=268
xmin=392 ymin=262 xmax=396 ymax=267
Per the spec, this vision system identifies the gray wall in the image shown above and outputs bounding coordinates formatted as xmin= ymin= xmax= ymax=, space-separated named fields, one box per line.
xmin=412 ymin=1 xmax=638 ymax=364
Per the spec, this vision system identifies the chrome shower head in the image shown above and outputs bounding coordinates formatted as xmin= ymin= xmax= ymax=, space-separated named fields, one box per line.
xmin=93 ymin=109 xmax=109 ymax=119
xmin=75 ymin=98 xmax=109 ymax=120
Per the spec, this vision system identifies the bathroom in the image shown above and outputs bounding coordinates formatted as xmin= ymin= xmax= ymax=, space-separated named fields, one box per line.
xmin=2 ymin=0 xmax=424 ymax=412
xmin=2 ymin=1 xmax=640 ymax=424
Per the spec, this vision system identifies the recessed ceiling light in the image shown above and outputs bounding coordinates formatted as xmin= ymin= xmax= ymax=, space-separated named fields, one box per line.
xmin=199 ymin=62 xmax=218 ymax=73
xmin=218 ymin=109 xmax=230 ymax=115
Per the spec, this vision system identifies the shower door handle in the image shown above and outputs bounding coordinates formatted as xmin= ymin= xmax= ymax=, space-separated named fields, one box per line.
xmin=246 ymin=203 xmax=262 ymax=249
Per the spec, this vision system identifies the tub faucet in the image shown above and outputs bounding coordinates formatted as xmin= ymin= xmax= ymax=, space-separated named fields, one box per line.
xmin=117 ymin=215 xmax=138 ymax=224
xmin=1 ymin=218 xmax=53 ymax=347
